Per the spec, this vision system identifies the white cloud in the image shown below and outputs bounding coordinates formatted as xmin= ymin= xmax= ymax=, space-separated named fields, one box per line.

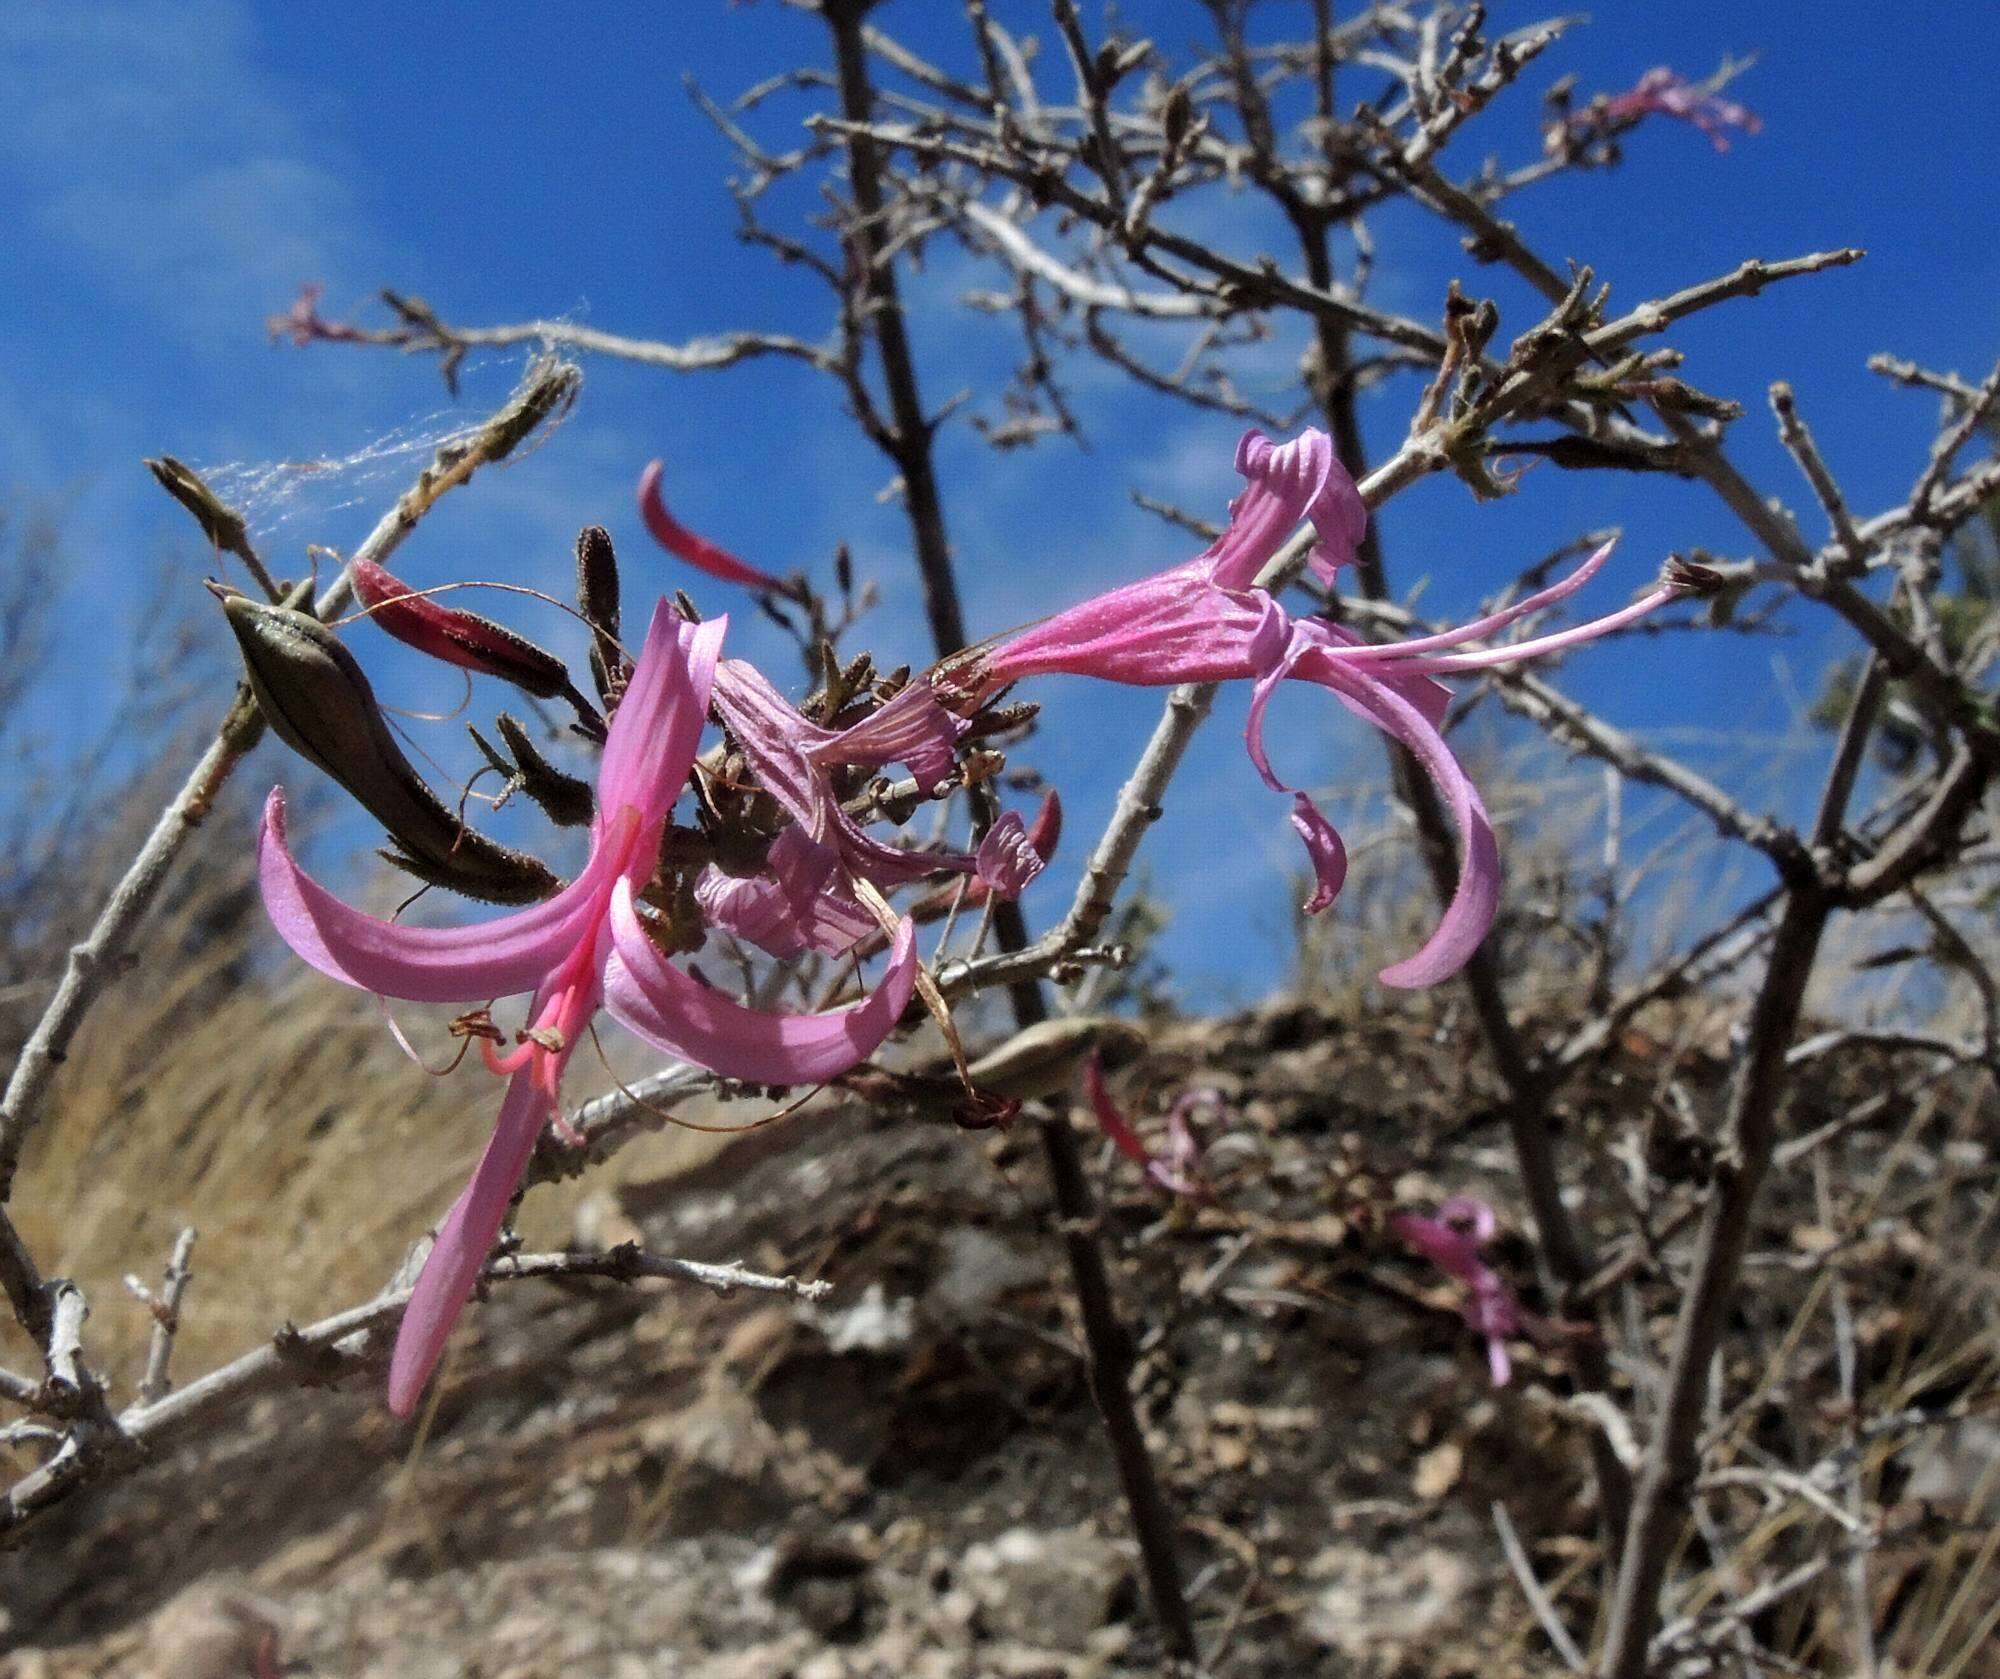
xmin=0 ymin=0 xmax=376 ymax=347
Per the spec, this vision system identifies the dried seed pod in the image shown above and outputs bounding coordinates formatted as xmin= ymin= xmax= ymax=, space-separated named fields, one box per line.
xmin=146 ymin=456 xmax=249 ymax=555
xmin=215 ymin=587 xmax=558 ymax=904
xmin=576 ymin=524 xmax=625 ymax=706
xmin=494 ymin=712 xmax=594 ymax=828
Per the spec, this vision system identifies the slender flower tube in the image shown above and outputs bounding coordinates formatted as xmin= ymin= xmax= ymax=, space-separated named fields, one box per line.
xmin=964 ymin=428 xmax=1692 ymax=988
xmin=1391 ymin=1197 xmax=1534 ymax=1387
xmin=638 ymin=460 xmax=799 ymax=597
xmin=349 ymin=558 xmax=578 ymax=702
xmin=257 ymin=601 xmax=918 ymax=1414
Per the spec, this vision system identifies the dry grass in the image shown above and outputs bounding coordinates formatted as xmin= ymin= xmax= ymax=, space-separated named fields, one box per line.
xmin=2 ymin=843 xmax=726 ymax=1394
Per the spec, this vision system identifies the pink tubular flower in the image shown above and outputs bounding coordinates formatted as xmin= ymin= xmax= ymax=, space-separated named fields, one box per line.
xmin=257 ymin=601 xmax=918 ymax=1415
xmin=1593 ymin=68 xmax=1762 ymax=152
xmin=1390 ymin=1197 xmax=1533 ymax=1386
xmin=350 ymin=558 xmax=577 ymax=702
xmin=969 ymin=428 xmax=1689 ymax=988
xmin=639 ymin=460 xmax=800 ymax=598
xmin=1084 ymin=1053 xmax=1212 ymax=1199
xmin=701 ymin=659 xmax=1041 ymax=959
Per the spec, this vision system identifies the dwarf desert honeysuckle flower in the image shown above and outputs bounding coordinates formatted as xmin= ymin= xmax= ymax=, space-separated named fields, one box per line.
xmin=700 ymin=658 xmax=1044 ymax=959
xmin=1391 ymin=1196 xmax=1534 ymax=1387
xmin=964 ymin=428 xmax=1689 ymax=989
xmin=1591 ymin=67 xmax=1762 ymax=152
xmin=639 ymin=459 xmax=801 ymax=598
xmin=1084 ymin=1053 xmax=1214 ymax=1200
xmin=257 ymin=601 xmax=918 ymax=1415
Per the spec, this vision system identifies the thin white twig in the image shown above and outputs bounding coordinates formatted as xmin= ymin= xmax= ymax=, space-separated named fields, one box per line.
xmin=1492 ymin=1501 xmax=1587 ymax=1671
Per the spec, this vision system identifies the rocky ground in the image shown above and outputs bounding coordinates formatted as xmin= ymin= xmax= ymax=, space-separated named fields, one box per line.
xmin=3 ymin=997 xmax=1993 ymax=1677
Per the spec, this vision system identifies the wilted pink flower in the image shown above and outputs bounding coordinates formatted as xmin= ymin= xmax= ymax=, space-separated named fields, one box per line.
xmin=964 ymin=429 xmax=1689 ymax=989
xmin=695 ymin=828 xmax=878 ymax=961
xmin=1591 ymin=67 xmax=1762 ymax=152
xmin=266 ymin=282 xmax=366 ymax=346
xmin=639 ymin=460 xmax=801 ymax=598
xmin=259 ymin=602 xmax=918 ymax=1414
xmin=1084 ymin=1053 xmax=1213 ymax=1199
xmin=1390 ymin=1196 xmax=1533 ymax=1386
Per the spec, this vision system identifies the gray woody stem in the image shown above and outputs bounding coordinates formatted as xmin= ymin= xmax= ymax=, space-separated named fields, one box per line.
xmin=0 ymin=1245 xmax=820 ymax=1540
xmin=0 ymin=361 xmax=579 ymax=1350
xmin=821 ymin=4 xmax=1196 ymax=1658
xmin=1598 ymin=646 xmax=1883 ymax=1678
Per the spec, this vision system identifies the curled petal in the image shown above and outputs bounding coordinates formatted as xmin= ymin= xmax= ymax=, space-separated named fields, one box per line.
xmin=813 ymin=681 xmax=968 ymax=790
xmin=596 ymin=606 xmax=724 ymax=829
xmin=638 ymin=461 xmax=794 ymax=595
xmin=258 ymin=787 xmax=610 ymax=1004
xmin=1288 ymin=793 xmax=1349 ymax=915
xmin=605 ymin=880 xmax=918 ymax=1083
xmin=975 ymin=810 xmax=1048 ymax=900
xmin=388 ymin=1070 xmax=551 ymax=1415
xmin=1291 ymin=657 xmax=1499 ymax=989
xmin=1206 ymin=430 xmax=1367 ymax=590
xmin=695 ymin=829 xmax=874 ymax=959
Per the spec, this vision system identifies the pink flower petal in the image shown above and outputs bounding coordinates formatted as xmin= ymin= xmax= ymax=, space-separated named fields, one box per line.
xmin=812 ymin=681 xmax=968 ymax=791
xmin=596 ymin=607 xmax=724 ymax=828
xmin=388 ymin=1070 xmax=551 ymax=1415
xmin=1289 ymin=793 xmax=1349 ymax=915
xmin=604 ymin=880 xmax=918 ymax=1083
xmin=1293 ymin=658 xmax=1499 ymax=989
xmin=1205 ymin=430 xmax=1366 ymax=590
xmin=638 ymin=461 xmax=795 ymax=595
xmin=987 ymin=562 xmax=1290 ymax=689
xmin=714 ymin=657 xmax=981 ymax=890
xmin=974 ymin=810 xmax=1048 ymax=900
xmin=695 ymin=829 xmax=875 ymax=959
xmin=1084 ymin=1051 xmax=1153 ymax=1169
xmin=257 ymin=787 xmax=614 ymax=1004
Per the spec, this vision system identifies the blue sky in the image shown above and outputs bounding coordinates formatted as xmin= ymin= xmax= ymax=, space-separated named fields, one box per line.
xmin=4 ymin=2 xmax=1998 ymax=1005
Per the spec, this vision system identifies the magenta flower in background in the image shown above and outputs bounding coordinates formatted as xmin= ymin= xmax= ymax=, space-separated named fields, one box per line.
xmin=266 ymin=281 xmax=366 ymax=347
xmin=258 ymin=601 xmax=918 ymax=1414
xmin=639 ymin=459 xmax=801 ymax=598
xmin=1592 ymin=67 xmax=1762 ymax=152
xmin=1390 ymin=1197 xmax=1534 ymax=1386
xmin=1084 ymin=1052 xmax=1214 ymax=1199
xmin=966 ymin=428 xmax=1690 ymax=989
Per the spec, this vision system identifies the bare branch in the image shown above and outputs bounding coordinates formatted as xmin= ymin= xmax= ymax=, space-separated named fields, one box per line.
xmin=0 ymin=360 xmax=579 ymax=1381
xmin=0 ymin=1245 xmax=826 ymax=1540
